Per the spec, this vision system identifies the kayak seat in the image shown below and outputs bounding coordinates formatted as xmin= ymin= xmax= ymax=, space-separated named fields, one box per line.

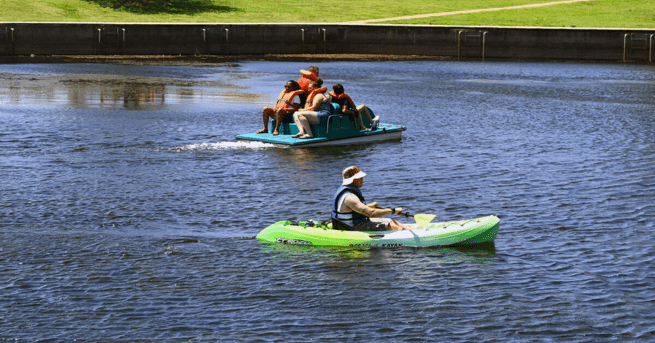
xmin=332 ymin=217 xmax=357 ymax=231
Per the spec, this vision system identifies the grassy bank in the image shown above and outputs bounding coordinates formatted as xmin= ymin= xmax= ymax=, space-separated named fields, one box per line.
xmin=386 ymin=0 xmax=655 ymax=28
xmin=1 ymin=0 xmax=653 ymax=28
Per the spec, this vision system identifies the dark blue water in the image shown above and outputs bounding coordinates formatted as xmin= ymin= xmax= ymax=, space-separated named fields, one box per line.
xmin=1 ymin=60 xmax=654 ymax=342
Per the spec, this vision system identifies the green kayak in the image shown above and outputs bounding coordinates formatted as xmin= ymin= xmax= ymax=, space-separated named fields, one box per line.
xmin=256 ymin=215 xmax=500 ymax=248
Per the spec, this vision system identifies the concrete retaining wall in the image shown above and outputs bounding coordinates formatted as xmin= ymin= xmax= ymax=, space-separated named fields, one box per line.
xmin=1 ymin=23 xmax=654 ymax=62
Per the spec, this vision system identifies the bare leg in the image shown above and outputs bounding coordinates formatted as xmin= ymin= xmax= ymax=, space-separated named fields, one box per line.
xmin=352 ymin=109 xmax=367 ymax=131
xmin=292 ymin=112 xmax=306 ymax=138
xmin=296 ymin=111 xmax=320 ymax=138
xmin=389 ymin=219 xmax=411 ymax=231
xmin=273 ymin=110 xmax=286 ymax=135
xmin=258 ymin=107 xmax=273 ymax=133
xmin=358 ymin=105 xmax=374 ymax=124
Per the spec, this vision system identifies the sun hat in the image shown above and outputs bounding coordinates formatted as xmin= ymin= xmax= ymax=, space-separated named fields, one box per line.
xmin=342 ymin=166 xmax=366 ymax=185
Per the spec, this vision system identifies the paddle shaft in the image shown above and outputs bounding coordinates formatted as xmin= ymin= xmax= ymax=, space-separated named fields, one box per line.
xmin=380 ymin=207 xmax=413 ymax=217
xmin=380 ymin=207 xmax=437 ymax=228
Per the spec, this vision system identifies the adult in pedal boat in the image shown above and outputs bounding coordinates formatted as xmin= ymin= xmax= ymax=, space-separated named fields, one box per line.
xmin=332 ymin=166 xmax=411 ymax=231
xmin=296 ymin=66 xmax=320 ymax=107
xmin=329 ymin=84 xmax=379 ymax=132
xmin=292 ymin=79 xmax=330 ymax=139
xmin=258 ymin=80 xmax=303 ymax=135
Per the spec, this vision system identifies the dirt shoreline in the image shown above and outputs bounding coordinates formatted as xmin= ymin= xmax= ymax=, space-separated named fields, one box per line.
xmin=0 ymin=54 xmax=453 ymax=65
xmin=0 ymin=53 xmax=628 ymax=65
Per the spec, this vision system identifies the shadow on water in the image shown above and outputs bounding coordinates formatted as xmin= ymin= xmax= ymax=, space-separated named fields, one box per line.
xmin=85 ymin=0 xmax=238 ymax=15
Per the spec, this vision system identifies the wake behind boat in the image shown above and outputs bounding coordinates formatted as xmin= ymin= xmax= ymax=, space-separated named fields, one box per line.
xmin=256 ymin=215 xmax=500 ymax=248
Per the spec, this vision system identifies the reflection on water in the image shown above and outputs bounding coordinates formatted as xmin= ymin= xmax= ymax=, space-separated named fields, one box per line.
xmin=261 ymin=242 xmax=374 ymax=261
xmin=273 ymin=145 xmax=369 ymax=163
xmin=79 ymin=84 xmax=167 ymax=110
xmin=417 ymin=242 xmax=498 ymax=263
xmin=261 ymin=241 xmax=497 ymax=263
xmin=0 ymin=68 xmax=267 ymax=109
xmin=101 ymin=86 xmax=163 ymax=108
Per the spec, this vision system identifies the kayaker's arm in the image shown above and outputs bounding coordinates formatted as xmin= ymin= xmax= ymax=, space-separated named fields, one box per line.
xmin=343 ymin=194 xmax=402 ymax=218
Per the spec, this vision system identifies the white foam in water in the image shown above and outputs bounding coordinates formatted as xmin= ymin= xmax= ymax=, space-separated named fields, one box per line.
xmin=177 ymin=141 xmax=275 ymax=151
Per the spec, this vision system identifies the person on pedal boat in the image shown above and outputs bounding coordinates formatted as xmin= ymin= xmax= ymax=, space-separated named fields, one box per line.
xmin=292 ymin=79 xmax=330 ymax=139
xmin=258 ymin=80 xmax=303 ymax=135
xmin=297 ymin=66 xmax=319 ymax=93
xmin=332 ymin=166 xmax=411 ymax=231
xmin=329 ymin=84 xmax=379 ymax=132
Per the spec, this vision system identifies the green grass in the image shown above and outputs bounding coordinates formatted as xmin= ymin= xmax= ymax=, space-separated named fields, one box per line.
xmin=0 ymin=0 xmax=548 ymax=23
xmin=386 ymin=0 xmax=655 ymax=28
xmin=0 ymin=0 xmax=653 ymax=28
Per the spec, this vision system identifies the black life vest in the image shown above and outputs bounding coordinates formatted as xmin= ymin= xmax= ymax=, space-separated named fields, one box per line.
xmin=331 ymin=185 xmax=369 ymax=225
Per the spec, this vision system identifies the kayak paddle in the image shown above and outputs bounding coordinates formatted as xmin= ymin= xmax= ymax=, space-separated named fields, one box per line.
xmin=383 ymin=208 xmax=437 ymax=228
xmin=412 ymin=213 xmax=437 ymax=228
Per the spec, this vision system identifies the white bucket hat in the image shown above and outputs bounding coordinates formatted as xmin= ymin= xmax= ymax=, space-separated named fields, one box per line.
xmin=342 ymin=166 xmax=366 ymax=185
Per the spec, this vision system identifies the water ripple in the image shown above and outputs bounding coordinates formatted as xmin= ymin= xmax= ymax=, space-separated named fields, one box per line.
xmin=1 ymin=61 xmax=654 ymax=342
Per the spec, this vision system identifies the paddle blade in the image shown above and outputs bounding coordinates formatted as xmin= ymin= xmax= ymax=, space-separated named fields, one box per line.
xmin=414 ymin=213 xmax=436 ymax=228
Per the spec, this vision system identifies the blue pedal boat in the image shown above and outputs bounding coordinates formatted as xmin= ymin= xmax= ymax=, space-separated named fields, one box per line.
xmin=236 ymin=110 xmax=407 ymax=148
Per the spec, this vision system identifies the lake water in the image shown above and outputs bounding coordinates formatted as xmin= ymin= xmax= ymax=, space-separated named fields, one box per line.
xmin=1 ymin=60 xmax=654 ymax=342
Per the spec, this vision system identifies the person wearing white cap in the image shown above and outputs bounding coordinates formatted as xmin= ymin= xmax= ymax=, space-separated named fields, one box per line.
xmin=331 ymin=166 xmax=411 ymax=231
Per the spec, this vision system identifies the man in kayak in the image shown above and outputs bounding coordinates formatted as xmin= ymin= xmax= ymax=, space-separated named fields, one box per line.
xmin=332 ymin=166 xmax=411 ymax=231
